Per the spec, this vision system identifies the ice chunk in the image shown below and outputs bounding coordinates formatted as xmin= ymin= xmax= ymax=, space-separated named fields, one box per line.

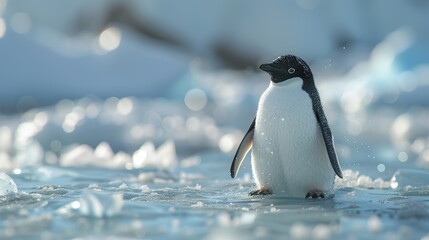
xmin=155 ymin=140 xmax=177 ymax=168
xmin=60 ymin=142 xmax=133 ymax=169
xmin=94 ymin=141 xmax=114 ymax=161
xmin=94 ymin=142 xmax=130 ymax=169
xmin=0 ymin=173 xmax=18 ymax=195
xmin=78 ymin=191 xmax=123 ymax=218
xmin=335 ymin=169 xmax=391 ymax=189
xmin=60 ymin=144 xmax=95 ymax=167
xmin=112 ymin=151 xmax=132 ymax=169
xmin=59 ymin=140 xmax=176 ymax=169
xmin=390 ymin=169 xmax=429 ymax=190
xmin=132 ymin=142 xmax=155 ymax=168
xmin=132 ymin=140 xmax=177 ymax=169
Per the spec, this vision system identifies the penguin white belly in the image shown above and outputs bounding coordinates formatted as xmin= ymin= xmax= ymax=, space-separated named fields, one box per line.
xmin=251 ymin=78 xmax=335 ymax=197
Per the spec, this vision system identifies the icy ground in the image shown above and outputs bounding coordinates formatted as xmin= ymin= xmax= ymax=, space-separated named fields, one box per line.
xmin=2 ymin=33 xmax=429 ymax=239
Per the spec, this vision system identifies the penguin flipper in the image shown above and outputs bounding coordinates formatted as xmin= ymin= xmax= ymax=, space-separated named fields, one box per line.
xmin=314 ymin=109 xmax=343 ymax=178
xmin=230 ymin=117 xmax=255 ymax=178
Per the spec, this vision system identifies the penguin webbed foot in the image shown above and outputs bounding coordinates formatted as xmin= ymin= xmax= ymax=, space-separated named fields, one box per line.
xmin=305 ymin=190 xmax=325 ymax=199
xmin=249 ymin=188 xmax=272 ymax=196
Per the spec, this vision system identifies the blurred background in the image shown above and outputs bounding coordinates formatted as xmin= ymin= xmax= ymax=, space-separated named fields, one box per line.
xmin=0 ymin=0 xmax=429 ymax=173
xmin=1 ymin=0 xmax=428 ymax=112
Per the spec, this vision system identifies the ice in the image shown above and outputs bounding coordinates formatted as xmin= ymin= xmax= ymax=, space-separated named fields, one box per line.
xmin=132 ymin=140 xmax=177 ymax=169
xmin=59 ymin=140 xmax=176 ymax=169
xmin=334 ymin=169 xmax=391 ymax=189
xmin=390 ymin=169 xmax=429 ymax=190
xmin=77 ymin=191 xmax=123 ymax=218
xmin=59 ymin=142 xmax=131 ymax=169
xmin=0 ymin=173 xmax=18 ymax=195
xmin=60 ymin=144 xmax=96 ymax=167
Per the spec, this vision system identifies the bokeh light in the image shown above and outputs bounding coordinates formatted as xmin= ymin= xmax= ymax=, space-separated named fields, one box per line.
xmin=397 ymin=152 xmax=408 ymax=162
xmin=219 ymin=134 xmax=236 ymax=153
xmin=117 ymin=97 xmax=134 ymax=115
xmin=184 ymin=88 xmax=207 ymax=111
xmin=98 ymin=26 xmax=121 ymax=52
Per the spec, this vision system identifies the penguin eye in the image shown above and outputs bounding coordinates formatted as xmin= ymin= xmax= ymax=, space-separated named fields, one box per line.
xmin=288 ymin=68 xmax=295 ymax=74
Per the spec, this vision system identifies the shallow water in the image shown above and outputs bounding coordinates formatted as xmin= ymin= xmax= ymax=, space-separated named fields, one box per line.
xmin=2 ymin=160 xmax=429 ymax=239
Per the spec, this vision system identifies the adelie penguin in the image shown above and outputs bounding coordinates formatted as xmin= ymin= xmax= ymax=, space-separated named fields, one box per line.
xmin=230 ymin=54 xmax=343 ymax=199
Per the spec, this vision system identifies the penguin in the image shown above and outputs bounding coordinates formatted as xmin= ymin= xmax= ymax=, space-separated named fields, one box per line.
xmin=230 ymin=54 xmax=343 ymax=198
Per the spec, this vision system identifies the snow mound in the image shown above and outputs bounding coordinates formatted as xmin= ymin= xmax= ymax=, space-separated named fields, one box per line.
xmin=0 ymin=173 xmax=18 ymax=195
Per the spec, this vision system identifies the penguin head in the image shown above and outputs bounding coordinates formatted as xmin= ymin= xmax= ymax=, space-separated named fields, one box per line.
xmin=259 ymin=55 xmax=312 ymax=83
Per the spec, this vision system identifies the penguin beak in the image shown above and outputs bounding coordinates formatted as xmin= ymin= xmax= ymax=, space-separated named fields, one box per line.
xmin=259 ymin=63 xmax=280 ymax=73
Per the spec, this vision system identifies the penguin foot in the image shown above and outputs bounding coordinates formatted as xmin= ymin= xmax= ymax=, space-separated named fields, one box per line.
xmin=249 ymin=188 xmax=272 ymax=196
xmin=305 ymin=190 xmax=325 ymax=199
